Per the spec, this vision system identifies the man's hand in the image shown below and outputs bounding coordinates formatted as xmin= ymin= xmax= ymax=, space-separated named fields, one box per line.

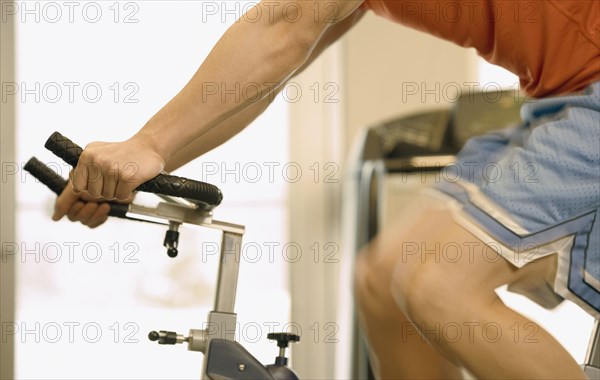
xmin=71 ymin=134 xmax=166 ymax=201
xmin=52 ymin=182 xmax=135 ymax=228
xmin=54 ymin=133 xmax=163 ymax=229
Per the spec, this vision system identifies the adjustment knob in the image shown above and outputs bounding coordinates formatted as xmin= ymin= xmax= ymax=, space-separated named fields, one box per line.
xmin=268 ymin=332 xmax=300 ymax=366
xmin=163 ymin=222 xmax=180 ymax=258
xmin=167 ymin=247 xmax=178 ymax=258
xmin=148 ymin=330 xmax=187 ymax=345
xmin=267 ymin=333 xmax=300 ymax=348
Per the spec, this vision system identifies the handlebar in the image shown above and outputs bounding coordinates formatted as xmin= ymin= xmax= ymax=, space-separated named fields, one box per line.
xmin=43 ymin=131 xmax=223 ymax=210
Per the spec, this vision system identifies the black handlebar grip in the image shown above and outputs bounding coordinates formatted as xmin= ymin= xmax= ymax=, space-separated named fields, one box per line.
xmin=44 ymin=132 xmax=82 ymax=168
xmin=24 ymin=157 xmax=68 ymax=196
xmin=44 ymin=132 xmax=223 ymax=209
xmin=135 ymin=176 xmax=223 ymax=209
xmin=24 ymin=157 xmax=130 ymax=218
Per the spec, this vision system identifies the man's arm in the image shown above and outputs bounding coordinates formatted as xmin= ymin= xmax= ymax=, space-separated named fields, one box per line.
xmin=53 ymin=0 xmax=365 ymax=226
xmin=164 ymin=7 xmax=365 ymax=172
xmin=71 ymin=0 xmax=365 ymax=200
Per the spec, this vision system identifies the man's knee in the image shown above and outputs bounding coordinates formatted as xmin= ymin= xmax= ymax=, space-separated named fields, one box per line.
xmin=354 ymin=242 xmax=407 ymax=320
xmin=391 ymin=259 xmax=455 ymax=323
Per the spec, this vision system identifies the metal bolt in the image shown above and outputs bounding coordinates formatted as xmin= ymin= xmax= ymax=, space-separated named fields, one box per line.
xmin=238 ymin=364 xmax=246 ymax=372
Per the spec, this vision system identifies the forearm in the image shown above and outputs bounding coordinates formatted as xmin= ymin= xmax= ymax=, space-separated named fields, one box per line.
xmin=163 ymin=6 xmax=366 ymax=172
xmin=163 ymin=93 xmax=273 ymax=172
xmin=134 ymin=1 xmax=330 ymax=162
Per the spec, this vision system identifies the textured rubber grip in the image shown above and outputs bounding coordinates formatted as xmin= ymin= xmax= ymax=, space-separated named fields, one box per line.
xmin=44 ymin=132 xmax=82 ymax=168
xmin=44 ymin=132 xmax=223 ymax=209
xmin=24 ymin=157 xmax=68 ymax=195
xmin=135 ymin=176 xmax=223 ymax=208
xmin=24 ymin=157 xmax=130 ymax=218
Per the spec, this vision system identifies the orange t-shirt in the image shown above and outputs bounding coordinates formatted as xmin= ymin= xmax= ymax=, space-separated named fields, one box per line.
xmin=361 ymin=0 xmax=600 ymax=97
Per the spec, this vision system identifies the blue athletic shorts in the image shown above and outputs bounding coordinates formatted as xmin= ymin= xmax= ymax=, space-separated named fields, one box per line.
xmin=433 ymin=82 xmax=600 ymax=317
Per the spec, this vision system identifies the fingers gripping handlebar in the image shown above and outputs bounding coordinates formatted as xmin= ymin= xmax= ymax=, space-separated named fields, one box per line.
xmin=23 ymin=156 xmax=129 ymax=218
xmin=43 ymin=131 xmax=223 ymax=210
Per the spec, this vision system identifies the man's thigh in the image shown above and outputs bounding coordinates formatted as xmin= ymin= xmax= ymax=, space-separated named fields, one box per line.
xmin=365 ymin=191 xmax=557 ymax=317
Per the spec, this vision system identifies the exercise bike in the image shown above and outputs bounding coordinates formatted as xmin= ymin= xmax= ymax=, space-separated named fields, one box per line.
xmin=25 ymin=132 xmax=301 ymax=380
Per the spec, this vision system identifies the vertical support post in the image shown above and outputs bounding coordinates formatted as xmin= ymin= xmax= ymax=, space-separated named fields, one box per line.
xmin=202 ymin=231 xmax=243 ymax=379
xmin=214 ymin=231 xmax=243 ymax=313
